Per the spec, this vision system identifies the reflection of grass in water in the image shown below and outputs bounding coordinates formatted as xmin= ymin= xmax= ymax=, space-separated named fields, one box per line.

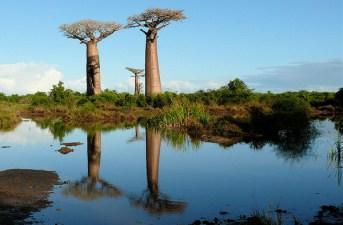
xmin=33 ymin=117 xmax=136 ymax=142
xmin=327 ymin=134 xmax=342 ymax=186
xmin=161 ymin=129 xmax=201 ymax=151
xmin=34 ymin=118 xmax=73 ymax=142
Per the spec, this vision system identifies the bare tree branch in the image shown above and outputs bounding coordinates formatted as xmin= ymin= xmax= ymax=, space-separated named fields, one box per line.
xmin=140 ymin=29 xmax=148 ymax=35
xmin=60 ymin=19 xmax=123 ymax=44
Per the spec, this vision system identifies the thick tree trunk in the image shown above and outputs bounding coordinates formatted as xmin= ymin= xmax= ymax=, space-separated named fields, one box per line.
xmin=86 ymin=41 xmax=101 ymax=95
xmin=87 ymin=131 xmax=101 ymax=181
xmin=145 ymin=37 xmax=161 ymax=95
xmin=146 ymin=129 xmax=161 ymax=194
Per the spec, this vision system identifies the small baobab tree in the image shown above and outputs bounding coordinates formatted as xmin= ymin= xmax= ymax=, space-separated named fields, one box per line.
xmin=126 ymin=67 xmax=144 ymax=95
xmin=128 ymin=8 xmax=186 ymax=95
xmin=60 ymin=20 xmax=122 ymax=95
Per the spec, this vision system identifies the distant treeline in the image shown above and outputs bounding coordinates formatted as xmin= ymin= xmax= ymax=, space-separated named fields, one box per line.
xmin=0 ymin=79 xmax=341 ymax=109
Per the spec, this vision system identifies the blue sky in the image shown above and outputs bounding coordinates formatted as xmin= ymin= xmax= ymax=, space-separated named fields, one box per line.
xmin=0 ymin=0 xmax=342 ymax=94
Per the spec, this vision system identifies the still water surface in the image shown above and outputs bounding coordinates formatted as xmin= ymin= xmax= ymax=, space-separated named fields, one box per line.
xmin=0 ymin=119 xmax=342 ymax=225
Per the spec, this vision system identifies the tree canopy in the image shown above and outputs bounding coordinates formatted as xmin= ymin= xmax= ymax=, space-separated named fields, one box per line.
xmin=227 ymin=78 xmax=251 ymax=93
xmin=60 ymin=19 xmax=123 ymax=44
xmin=126 ymin=67 xmax=144 ymax=76
xmin=127 ymin=8 xmax=186 ymax=33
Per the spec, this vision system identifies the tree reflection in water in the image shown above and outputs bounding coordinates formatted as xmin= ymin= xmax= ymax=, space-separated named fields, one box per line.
xmin=130 ymin=128 xmax=187 ymax=215
xmin=63 ymin=131 xmax=122 ymax=200
xmin=248 ymin=121 xmax=318 ymax=161
xmin=127 ymin=125 xmax=144 ymax=143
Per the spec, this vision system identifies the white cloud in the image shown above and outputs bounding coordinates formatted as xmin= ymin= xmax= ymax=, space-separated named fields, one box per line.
xmin=0 ymin=62 xmax=88 ymax=95
xmin=0 ymin=63 xmax=62 ymax=95
xmin=64 ymin=78 xmax=86 ymax=93
xmin=164 ymin=80 xmax=222 ymax=93
xmin=110 ymin=78 xmax=135 ymax=93
xmin=244 ymin=59 xmax=343 ymax=92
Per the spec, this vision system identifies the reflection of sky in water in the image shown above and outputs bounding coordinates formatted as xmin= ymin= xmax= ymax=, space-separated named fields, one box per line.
xmin=0 ymin=119 xmax=341 ymax=225
xmin=0 ymin=120 xmax=53 ymax=145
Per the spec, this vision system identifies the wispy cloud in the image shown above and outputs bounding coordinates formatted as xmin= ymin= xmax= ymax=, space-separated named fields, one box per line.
xmin=245 ymin=59 xmax=343 ymax=92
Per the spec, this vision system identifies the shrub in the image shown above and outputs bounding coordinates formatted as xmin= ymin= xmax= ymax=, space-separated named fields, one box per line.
xmin=152 ymin=93 xmax=173 ymax=108
xmin=30 ymin=92 xmax=51 ymax=106
xmin=335 ymin=88 xmax=343 ymax=106
xmin=136 ymin=94 xmax=147 ymax=107
xmin=49 ymin=81 xmax=74 ymax=105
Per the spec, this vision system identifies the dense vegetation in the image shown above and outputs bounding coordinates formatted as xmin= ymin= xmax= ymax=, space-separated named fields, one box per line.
xmin=0 ymin=79 xmax=340 ymax=110
xmin=0 ymin=79 xmax=341 ymax=142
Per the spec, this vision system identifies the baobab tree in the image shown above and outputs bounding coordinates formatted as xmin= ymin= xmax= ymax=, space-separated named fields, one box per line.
xmin=128 ymin=8 xmax=186 ymax=95
xmin=126 ymin=67 xmax=144 ymax=95
xmin=60 ymin=20 xmax=122 ymax=95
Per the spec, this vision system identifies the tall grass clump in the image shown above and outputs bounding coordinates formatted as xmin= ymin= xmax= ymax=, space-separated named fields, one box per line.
xmin=0 ymin=103 xmax=20 ymax=130
xmin=149 ymin=99 xmax=211 ymax=128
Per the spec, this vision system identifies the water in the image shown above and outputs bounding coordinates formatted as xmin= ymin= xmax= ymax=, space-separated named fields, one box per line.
xmin=0 ymin=119 xmax=342 ymax=225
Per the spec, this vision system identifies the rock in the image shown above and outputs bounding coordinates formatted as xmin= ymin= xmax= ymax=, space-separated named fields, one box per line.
xmin=57 ymin=147 xmax=74 ymax=155
xmin=1 ymin=146 xmax=11 ymax=148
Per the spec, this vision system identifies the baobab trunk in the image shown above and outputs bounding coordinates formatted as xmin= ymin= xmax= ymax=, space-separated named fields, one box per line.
xmin=145 ymin=37 xmax=161 ymax=95
xmin=134 ymin=74 xmax=139 ymax=95
xmin=87 ymin=131 xmax=101 ymax=181
xmin=86 ymin=41 xmax=101 ymax=95
xmin=146 ymin=129 xmax=161 ymax=194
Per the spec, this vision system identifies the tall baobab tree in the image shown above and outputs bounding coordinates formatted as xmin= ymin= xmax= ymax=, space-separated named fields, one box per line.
xmin=60 ymin=20 xmax=122 ymax=95
xmin=126 ymin=67 xmax=144 ymax=95
xmin=128 ymin=8 xmax=186 ymax=95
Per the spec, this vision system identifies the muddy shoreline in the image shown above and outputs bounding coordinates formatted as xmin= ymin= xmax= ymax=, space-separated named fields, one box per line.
xmin=0 ymin=169 xmax=59 ymax=225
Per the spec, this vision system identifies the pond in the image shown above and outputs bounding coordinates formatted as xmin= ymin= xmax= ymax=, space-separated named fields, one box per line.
xmin=0 ymin=119 xmax=342 ymax=225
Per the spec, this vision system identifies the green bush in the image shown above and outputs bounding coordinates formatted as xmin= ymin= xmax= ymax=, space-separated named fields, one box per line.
xmin=49 ymin=81 xmax=75 ymax=105
xmin=152 ymin=93 xmax=174 ymax=108
xmin=31 ymin=92 xmax=51 ymax=106
xmin=335 ymin=88 xmax=343 ymax=106
xmin=136 ymin=95 xmax=147 ymax=107
xmin=0 ymin=93 xmax=6 ymax=101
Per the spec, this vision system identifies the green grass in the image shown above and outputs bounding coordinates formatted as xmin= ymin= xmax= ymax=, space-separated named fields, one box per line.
xmin=0 ymin=102 xmax=22 ymax=130
xmin=147 ymin=100 xmax=211 ymax=129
